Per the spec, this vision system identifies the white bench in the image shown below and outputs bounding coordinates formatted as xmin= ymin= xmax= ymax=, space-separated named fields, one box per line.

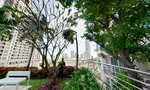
xmin=0 ymin=71 xmax=31 ymax=90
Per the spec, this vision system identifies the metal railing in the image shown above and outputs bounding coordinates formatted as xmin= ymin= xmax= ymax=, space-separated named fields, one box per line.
xmin=78 ymin=60 xmax=150 ymax=90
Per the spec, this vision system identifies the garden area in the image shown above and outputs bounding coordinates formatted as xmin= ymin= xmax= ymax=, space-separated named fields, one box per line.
xmin=0 ymin=0 xmax=150 ymax=90
xmin=0 ymin=67 xmax=102 ymax=90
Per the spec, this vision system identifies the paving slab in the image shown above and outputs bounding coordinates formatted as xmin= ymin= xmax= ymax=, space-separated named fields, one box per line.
xmin=0 ymin=85 xmax=31 ymax=90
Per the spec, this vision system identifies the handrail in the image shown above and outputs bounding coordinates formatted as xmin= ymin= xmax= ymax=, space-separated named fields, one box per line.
xmin=83 ymin=60 xmax=150 ymax=75
xmin=79 ymin=60 xmax=150 ymax=90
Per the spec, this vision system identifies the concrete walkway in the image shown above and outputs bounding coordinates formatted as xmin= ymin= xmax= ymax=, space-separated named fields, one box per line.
xmin=0 ymin=86 xmax=31 ymax=90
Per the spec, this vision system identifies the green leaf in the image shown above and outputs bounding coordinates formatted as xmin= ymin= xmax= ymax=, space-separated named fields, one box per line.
xmin=68 ymin=8 xmax=72 ymax=16
xmin=1 ymin=6 xmax=9 ymax=12
xmin=2 ymin=5 xmax=14 ymax=12
xmin=56 ymin=4 xmax=60 ymax=9
xmin=15 ymin=8 xmax=23 ymax=14
xmin=0 ymin=8 xmax=5 ymax=14
xmin=25 ymin=0 xmax=30 ymax=4
xmin=12 ymin=13 xmax=21 ymax=20
xmin=59 ymin=0 xmax=74 ymax=8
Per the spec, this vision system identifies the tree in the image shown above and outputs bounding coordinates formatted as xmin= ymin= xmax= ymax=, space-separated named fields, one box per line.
xmin=26 ymin=44 xmax=34 ymax=71
xmin=5 ymin=0 xmax=77 ymax=83
xmin=60 ymin=0 xmax=150 ymax=88
xmin=63 ymin=29 xmax=79 ymax=69
xmin=0 ymin=6 xmax=16 ymax=40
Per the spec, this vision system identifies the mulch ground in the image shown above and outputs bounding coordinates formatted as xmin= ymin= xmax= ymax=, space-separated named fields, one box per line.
xmin=38 ymin=80 xmax=62 ymax=90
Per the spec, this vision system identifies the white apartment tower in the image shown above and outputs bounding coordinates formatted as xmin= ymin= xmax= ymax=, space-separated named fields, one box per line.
xmin=71 ymin=50 xmax=75 ymax=58
xmin=62 ymin=53 xmax=68 ymax=59
xmin=85 ymin=40 xmax=91 ymax=60
xmin=0 ymin=0 xmax=41 ymax=67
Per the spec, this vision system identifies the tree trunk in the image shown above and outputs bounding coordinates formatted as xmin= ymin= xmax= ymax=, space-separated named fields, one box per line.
xmin=26 ymin=45 xmax=34 ymax=71
xmin=45 ymin=45 xmax=49 ymax=68
xmin=52 ymin=61 xmax=57 ymax=84
xmin=76 ymin=34 xmax=79 ymax=69
xmin=119 ymin=50 xmax=143 ymax=89
xmin=41 ymin=48 xmax=45 ymax=68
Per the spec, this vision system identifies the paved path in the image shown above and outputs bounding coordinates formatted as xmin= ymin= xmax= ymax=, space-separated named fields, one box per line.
xmin=0 ymin=86 xmax=31 ymax=90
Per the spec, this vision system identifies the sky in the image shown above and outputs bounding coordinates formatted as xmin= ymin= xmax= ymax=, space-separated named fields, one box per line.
xmin=64 ymin=19 xmax=97 ymax=58
xmin=0 ymin=0 xmax=98 ymax=58
xmin=0 ymin=0 xmax=4 ymax=6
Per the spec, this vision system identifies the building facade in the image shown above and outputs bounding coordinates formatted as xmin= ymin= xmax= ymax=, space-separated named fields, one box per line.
xmin=0 ymin=0 xmax=41 ymax=67
xmin=71 ymin=50 xmax=75 ymax=59
xmin=85 ymin=40 xmax=91 ymax=60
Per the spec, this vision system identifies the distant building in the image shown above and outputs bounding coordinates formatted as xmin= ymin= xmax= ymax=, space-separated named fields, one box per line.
xmin=84 ymin=51 xmax=86 ymax=60
xmin=80 ymin=54 xmax=84 ymax=59
xmin=65 ymin=53 xmax=68 ymax=59
xmin=62 ymin=53 xmax=68 ymax=59
xmin=85 ymin=40 xmax=91 ymax=60
xmin=71 ymin=50 xmax=75 ymax=58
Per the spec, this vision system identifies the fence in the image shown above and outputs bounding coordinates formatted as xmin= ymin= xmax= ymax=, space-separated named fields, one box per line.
xmin=78 ymin=60 xmax=150 ymax=90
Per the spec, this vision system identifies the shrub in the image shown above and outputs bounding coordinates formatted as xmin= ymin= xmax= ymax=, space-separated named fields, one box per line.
xmin=62 ymin=67 xmax=102 ymax=90
xmin=31 ymin=69 xmax=49 ymax=79
xmin=0 ymin=66 xmax=75 ymax=79
xmin=64 ymin=66 xmax=75 ymax=78
xmin=0 ymin=67 xmax=48 ymax=79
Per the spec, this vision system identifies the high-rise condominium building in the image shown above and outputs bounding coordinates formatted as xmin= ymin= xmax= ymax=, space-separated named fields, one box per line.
xmin=80 ymin=54 xmax=83 ymax=59
xmin=85 ymin=40 xmax=91 ymax=60
xmin=62 ymin=53 xmax=68 ymax=59
xmin=71 ymin=50 xmax=75 ymax=58
xmin=0 ymin=0 xmax=41 ymax=67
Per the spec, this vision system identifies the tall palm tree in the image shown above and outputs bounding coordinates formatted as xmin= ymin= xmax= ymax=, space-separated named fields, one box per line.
xmin=63 ymin=29 xmax=79 ymax=69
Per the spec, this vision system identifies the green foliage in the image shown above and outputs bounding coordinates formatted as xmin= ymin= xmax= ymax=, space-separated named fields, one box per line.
xmin=62 ymin=0 xmax=150 ymax=63
xmin=0 ymin=6 xmax=17 ymax=41
xmin=59 ymin=0 xmax=74 ymax=8
xmin=63 ymin=29 xmax=76 ymax=44
xmin=0 ymin=67 xmax=49 ymax=79
xmin=113 ymin=70 xmax=136 ymax=90
xmin=1 ymin=5 xmax=14 ymax=12
xmin=58 ymin=61 xmax=65 ymax=67
xmin=25 ymin=0 xmax=30 ymax=4
xmin=62 ymin=68 xmax=102 ymax=90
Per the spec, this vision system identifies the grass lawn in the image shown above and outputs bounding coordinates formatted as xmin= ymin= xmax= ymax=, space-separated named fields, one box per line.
xmin=20 ymin=79 xmax=49 ymax=90
xmin=0 ymin=78 xmax=71 ymax=90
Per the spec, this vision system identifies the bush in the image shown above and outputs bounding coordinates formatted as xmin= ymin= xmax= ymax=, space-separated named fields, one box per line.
xmin=62 ymin=67 xmax=102 ymax=90
xmin=0 ymin=67 xmax=28 ymax=78
xmin=0 ymin=67 xmax=49 ymax=79
xmin=31 ymin=69 xmax=48 ymax=79
xmin=0 ymin=66 xmax=75 ymax=79
xmin=64 ymin=66 xmax=75 ymax=78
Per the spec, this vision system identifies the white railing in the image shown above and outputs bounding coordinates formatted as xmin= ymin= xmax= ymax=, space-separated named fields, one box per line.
xmin=78 ymin=60 xmax=150 ymax=90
